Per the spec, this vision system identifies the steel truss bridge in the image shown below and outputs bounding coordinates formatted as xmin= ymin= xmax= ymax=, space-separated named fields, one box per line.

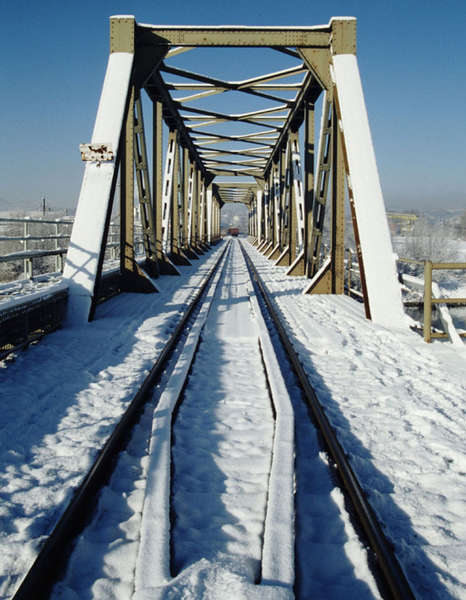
xmin=3 ymin=17 xmax=433 ymax=600
xmin=64 ymin=15 xmax=405 ymax=328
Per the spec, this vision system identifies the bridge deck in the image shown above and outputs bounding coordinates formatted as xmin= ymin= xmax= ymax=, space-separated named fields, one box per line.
xmin=1 ymin=240 xmax=465 ymax=599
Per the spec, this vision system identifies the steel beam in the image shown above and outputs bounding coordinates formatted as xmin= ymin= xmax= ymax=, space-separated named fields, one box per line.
xmin=137 ymin=24 xmax=331 ymax=48
xmin=134 ymin=92 xmax=158 ymax=276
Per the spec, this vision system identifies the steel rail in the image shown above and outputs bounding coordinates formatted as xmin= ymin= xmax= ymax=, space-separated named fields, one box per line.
xmin=11 ymin=241 xmax=231 ymax=600
xmin=239 ymin=241 xmax=415 ymax=600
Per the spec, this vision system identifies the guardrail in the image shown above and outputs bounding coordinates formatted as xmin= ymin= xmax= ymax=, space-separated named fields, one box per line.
xmin=420 ymin=261 xmax=466 ymax=343
xmin=345 ymin=247 xmax=364 ymax=301
xmin=392 ymin=258 xmax=465 ymax=345
xmin=345 ymin=251 xmax=465 ymax=345
xmin=0 ymin=217 xmax=73 ymax=278
xmin=0 ymin=217 xmax=143 ymax=282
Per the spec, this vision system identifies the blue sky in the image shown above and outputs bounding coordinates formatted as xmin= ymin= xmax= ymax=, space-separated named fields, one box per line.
xmin=1 ymin=0 xmax=465 ymax=212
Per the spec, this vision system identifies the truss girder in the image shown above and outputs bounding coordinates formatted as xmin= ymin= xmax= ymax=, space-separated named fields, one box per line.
xmin=65 ymin=14 xmax=405 ymax=329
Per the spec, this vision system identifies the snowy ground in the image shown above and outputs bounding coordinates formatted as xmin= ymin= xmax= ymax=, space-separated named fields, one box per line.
xmin=0 ymin=244 xmax=225 ymax=599
xmin=50 ymin=240 xmax=378 ymax=600
xmin=1 ymin=237 xmax=465 ymax=599
xmin=243 ymin=240 xmax=466 ymax=599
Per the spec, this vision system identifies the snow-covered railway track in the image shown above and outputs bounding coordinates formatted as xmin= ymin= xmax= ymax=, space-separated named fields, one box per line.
xmin=12 ymin=238 xmax=415 ymax=599
xmin=11 ymin=242 xmax=231 ymax=600
xmin=240 ymin=240 xmax=415 ymax=600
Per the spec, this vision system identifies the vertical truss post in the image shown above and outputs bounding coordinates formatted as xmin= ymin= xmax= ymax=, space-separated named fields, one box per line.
xmin=330 ymin=104 xmax=345 ymax=293
xmin=171 ymin=138 xmax=179 ymax=256
xmin=206 ymin=185 xmax=213 ymax=244
xmin=262 ymin=177 xmax=273 ymax=255
xmin=168 ymin=137 xmax=180 ymax=264
xmin=268 ymin=163 xmax=281 ymax=259
xmin=250 ymin=196 xmax=257 ymax=244
xmin=265 ymin=168 xmax=274 ymax=257
xmin=182 ymin=150 xmax=197 ymax=259
xmin=120 ymin=84 xmax=156 ymax=293
xmin=153 ymin=99 xmax=163 ymax=267
xmin=287 ymin=131 xmax=307 ymax=276
xmin=248 ymin=198 xmax=254 ymax=240
xmin=186 ymin=160 xmax=197 ymax=256
xmin=134 ymin=92 xmax=158 ymax=277
xmin=258 ymin=180 xmax=269 ymax=252
xmin=266 ymin=170 xmax=275 ymax=255
xmin=192 ymin=167 xmax=203 ymax=254
xmin=213 ymin=197 xmax=219 ymax=242
xmin=304 ymin=102 xmax=315 ymax=276
xmin=288 ymin=133 xmax=298 ymax=264
xmin=312 ymin=94 xmax=332 ymax=277
xmin=168 ymin=138 xmax=190 ymax=267
xmin=304 ymin=94 xmax=334 ymax=293
xmin=212 ymin=199 xmax=218 ymax=242
xmin=276 ymin=138 xmax=291 ymax=266
xmin=256 ymin=189 xmax=263 ymax=247
xmin=281 ymin=143 xmax=288 ymax=253
xmin=198 ymin=176 xmax=207 ymax=248
xmin=159 ymin=129 xmax=180 ymax=275
xmin=120 ymin=85 xmax=134 ymax=275
xmin=181 ymin=147 xmax=189 ymax=250
xmin=161 ymin=129 xmax=176 ymax=255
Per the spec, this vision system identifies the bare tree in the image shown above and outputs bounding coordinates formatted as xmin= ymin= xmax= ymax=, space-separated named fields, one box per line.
xmin=400 ymin=216 xmax=458 ymax=263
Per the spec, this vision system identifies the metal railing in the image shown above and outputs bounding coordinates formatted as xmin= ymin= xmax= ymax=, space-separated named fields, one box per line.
xmin=0 ymin=216 xmax=144 ymax=283
xmin=0 ymin=217 xmax=73 ymax=278
xmin=345 ymin=247 xmax=363 ymax=300
xmin=345 ymin=251 xmax=465 ymax=345
xmin=393 ymin=258 xmax=465 ymax=345
xmin=421 ymin=261 xmax=466 ymax=343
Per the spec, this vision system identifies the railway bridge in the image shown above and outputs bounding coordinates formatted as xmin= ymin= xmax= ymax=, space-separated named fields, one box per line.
xmin=1 ymin=16 xmax=465 ymax=600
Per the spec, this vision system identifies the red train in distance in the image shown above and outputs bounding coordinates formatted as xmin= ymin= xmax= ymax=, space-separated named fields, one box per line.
xmin=227 ymin=227 xmax=239 ymax=236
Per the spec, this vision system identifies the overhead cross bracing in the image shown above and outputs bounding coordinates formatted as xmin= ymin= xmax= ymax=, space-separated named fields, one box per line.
xmin=63 ymin=16 xmax=407 ymax=330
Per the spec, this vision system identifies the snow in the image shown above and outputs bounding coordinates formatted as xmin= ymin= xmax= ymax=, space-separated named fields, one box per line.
xmin=1 ymin=237 xmax=465 ymax=599
xmin=134 ymin=248 xmax=227 ymax=591
xmin=0 ymin=280 xmax=66 ymax=313
xmin=49 ymin=240 xmax=384 ymax=599
xmin=0 ymin=245 xmax=225 ymax=599
xmin=248 ymin=291 xmax=294 ymax=589
xmin=167 ymin=242 xmax=278 ymax=592
xmin=244 ymin=240 xmax=466 ymax=599
xmin=332 ymin=54 xmax=406 ymax=330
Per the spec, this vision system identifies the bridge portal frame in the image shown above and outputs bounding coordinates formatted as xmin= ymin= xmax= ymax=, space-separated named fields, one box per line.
xmin=63 ymin=15 xmax=405 ymax=328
